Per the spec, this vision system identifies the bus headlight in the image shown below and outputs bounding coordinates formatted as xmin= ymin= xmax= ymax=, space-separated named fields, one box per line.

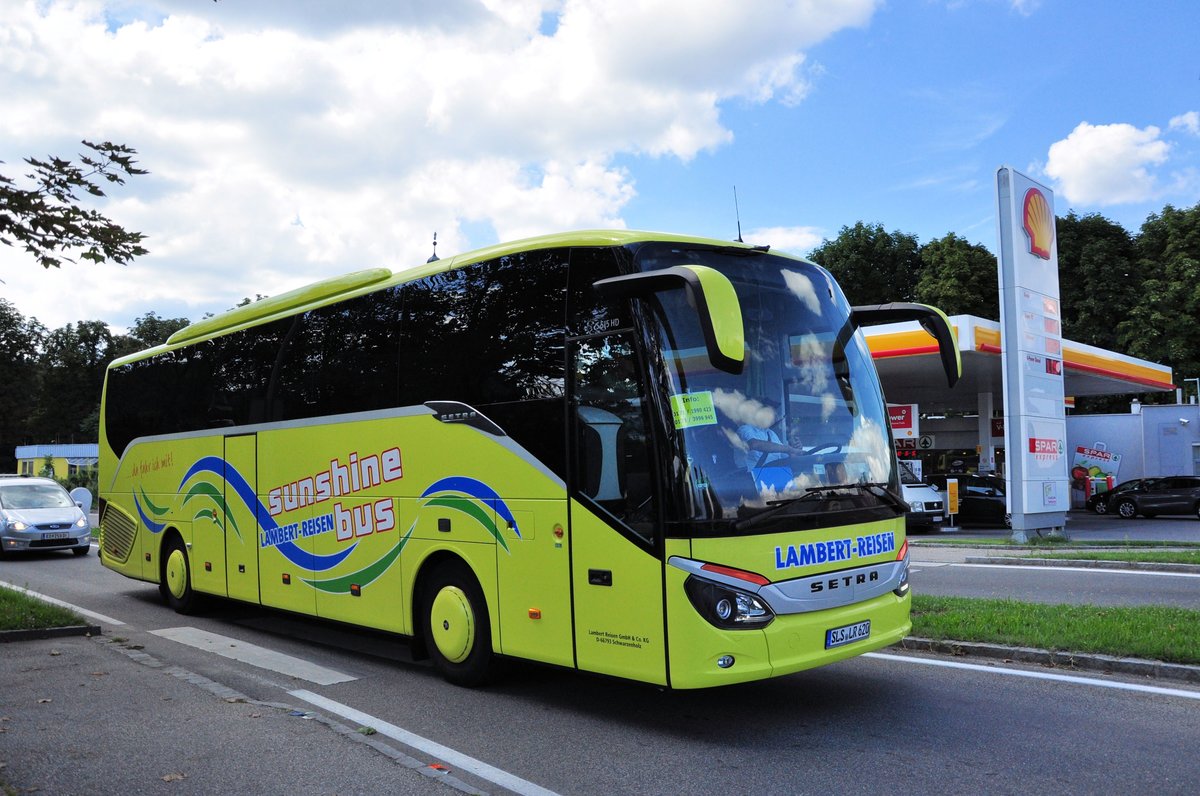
xmin=893 ymin=557 xmax=910 ymax=597
xmin=684 ymin=576 xmax=774 ymax=629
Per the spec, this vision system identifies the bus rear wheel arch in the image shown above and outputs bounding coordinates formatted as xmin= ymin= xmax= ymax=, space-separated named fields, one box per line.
xmin=417 ymin=558 xmax=493 ymax=687
xmin=159 ymin=532 xmax=200 ymax=614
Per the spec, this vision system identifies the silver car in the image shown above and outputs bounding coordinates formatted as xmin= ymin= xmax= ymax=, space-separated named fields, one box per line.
xmin=0 ymin=476 xmax=93 ymax=558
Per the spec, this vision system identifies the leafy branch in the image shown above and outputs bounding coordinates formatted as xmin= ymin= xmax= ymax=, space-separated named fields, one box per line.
xmin=0 ymin=140 xmax=150 ymax=269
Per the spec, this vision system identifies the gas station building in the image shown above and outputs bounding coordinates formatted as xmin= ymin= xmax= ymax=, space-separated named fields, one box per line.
xmin=864 ymin=315 xmax=1199 ymax=506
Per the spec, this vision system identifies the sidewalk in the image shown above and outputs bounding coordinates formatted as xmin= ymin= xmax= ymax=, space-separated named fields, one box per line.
xmin=0 ymin=635 xmax=478 ymax=796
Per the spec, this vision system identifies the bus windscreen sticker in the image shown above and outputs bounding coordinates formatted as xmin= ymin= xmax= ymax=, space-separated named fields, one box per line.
xmin=670 ymin=391 xmax=718 ymax=430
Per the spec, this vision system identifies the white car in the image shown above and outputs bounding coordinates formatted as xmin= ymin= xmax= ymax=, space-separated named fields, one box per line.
xmin=898 ymin=463 xmax=944 ymax=531
xmin=0 ymin=475 xmax=93 ymax=558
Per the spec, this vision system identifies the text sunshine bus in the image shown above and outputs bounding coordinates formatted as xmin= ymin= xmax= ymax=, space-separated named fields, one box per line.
xmin=98 ymin=230 xmax=959 ymax=688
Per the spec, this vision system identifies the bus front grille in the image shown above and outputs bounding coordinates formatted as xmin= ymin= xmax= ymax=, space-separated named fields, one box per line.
xmin=100 ymin=503 xmax=137 ymax=564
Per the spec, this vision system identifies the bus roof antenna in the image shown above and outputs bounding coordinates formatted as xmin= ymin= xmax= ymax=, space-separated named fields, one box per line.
xmin=426 ymin=232 xmax=440 ymax=263
xmin=733 ymin=186 xmax=744 ymax=243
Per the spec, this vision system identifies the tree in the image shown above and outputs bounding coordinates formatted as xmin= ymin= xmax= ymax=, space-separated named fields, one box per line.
xmin=0 ymin=299 xmax=47 ymax=469
xmin=1117 ymin=204 xmax=1200 ymax=395
xmin=914 ymin=233 xmax=1000 ymax=319
xmin=31 ymin=320 xmax=117 ymax=441
xmin=110 ymin=310 xmax=191 ymax=359
xmin=0 ymin=140 xmax=148 ymax=270
xmin=1055 ymin=211 xmax=1138 ymax=352
xmin=808 ymin=222 xmax=922 ymax=305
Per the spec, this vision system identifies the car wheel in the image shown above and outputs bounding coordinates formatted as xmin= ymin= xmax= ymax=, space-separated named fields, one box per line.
xmin=1195 ymin=502 xmax=1200 ymax=520
xmin=420 ymin=559 xmax=493 ymax=687
xmin=1115 ymin=499 xmax=1138 ymax=519
xmin=73 ymin=545 xmax=89 ymax=557
xmin=160 ymin=535 xmax=199 ymax=613
xmin=1092 ymin=500 xmax=1108 ymax=515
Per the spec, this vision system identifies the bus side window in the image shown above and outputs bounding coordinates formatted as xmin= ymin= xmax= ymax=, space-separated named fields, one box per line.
xmin=399 ymin=251 xmax=570 ymax=478
xmin=572 ymin=333 xmax=656 ymax=541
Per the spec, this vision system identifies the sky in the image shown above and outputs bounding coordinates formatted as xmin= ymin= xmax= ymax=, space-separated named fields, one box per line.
xmin=2 ymin=0 xmax=1198 ymax=334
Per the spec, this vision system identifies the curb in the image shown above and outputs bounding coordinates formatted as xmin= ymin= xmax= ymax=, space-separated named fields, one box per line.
xmin=965 ymin=556 xmax=1200 ymax=573
xmin=899 ymin=636 xmax=1200 ymax=685
xmin=0 ymin=624 xmax=102 ymax=643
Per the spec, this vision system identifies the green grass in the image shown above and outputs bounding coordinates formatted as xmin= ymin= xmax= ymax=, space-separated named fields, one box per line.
xmin=0 ymin=585 xmax=85 ymax=631
xmin=911 ymin=594 xmax=1200 ymax=665
xmin=912 ymin=536 xmax=1011 ymax=545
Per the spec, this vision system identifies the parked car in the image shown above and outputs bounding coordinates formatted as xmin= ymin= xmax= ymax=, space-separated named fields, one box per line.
xmin=1086 ymin=478 xmax=1151 ymax=515
xmin=0 ymin=475 xmax=93 ymax=558
xmin=1103 ymin=476 xmax=1200 ymax=520
xmin=898 ymin=461 xmax=944 ymax=532
xmin=926 ymin=472 xmax=1010 ymax=527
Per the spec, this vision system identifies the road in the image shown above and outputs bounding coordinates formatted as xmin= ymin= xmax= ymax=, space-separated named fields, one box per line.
xmin=910 ymin=559 xmax=1200 ymax=607
xmin=2 ymin=546 xmax=1199 ymax=795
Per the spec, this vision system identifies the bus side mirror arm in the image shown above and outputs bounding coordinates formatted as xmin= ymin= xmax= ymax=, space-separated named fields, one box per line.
xmin=593 ymin=266 xmax=745 ymax=375
xmin=850 ymin=302 xmax=962 ymax=388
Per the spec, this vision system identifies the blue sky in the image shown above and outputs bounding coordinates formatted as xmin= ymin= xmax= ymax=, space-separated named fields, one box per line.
xmin=2 ymin=0 xmax=1198 ymax=332
xmin=624 ymin=1 xmax=1200 ymax=246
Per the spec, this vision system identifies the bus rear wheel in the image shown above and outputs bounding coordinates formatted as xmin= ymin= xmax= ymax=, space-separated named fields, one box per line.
xmin=420 ymin=560 xmax=493 ymax=687
xmin=160 ymin=535 xmax=199 ymax=614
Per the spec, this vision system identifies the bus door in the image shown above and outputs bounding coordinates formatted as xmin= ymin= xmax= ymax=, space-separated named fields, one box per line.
xmin=569 ymin=333 xmax=668 ymax=685
xmin=224 ymin=433 xmax=261 ymax=603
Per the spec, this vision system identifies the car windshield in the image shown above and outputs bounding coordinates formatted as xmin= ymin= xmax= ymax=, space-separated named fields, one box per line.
xmin=635 ymin=243 xmax=897 ymax=529
xmin=0 ymin=483 xmax=75 ymax=510
xmin=898 ymin=461 xmax=923 ymax=485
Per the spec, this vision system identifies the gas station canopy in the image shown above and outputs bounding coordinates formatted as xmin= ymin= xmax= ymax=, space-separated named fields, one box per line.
xmin=865 ymin=315 xmax=1175 ymax=415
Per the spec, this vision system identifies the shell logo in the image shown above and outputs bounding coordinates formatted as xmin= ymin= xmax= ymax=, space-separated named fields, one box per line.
xmin=1022 ymin=188 xmax=1054 ymax=260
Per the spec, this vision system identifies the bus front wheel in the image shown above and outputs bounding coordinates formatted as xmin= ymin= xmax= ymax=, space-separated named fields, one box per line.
xmin=420 ymin=560 xmax=493 ymax=687
xmin=160 ymin=535 xmax=199 ymax=614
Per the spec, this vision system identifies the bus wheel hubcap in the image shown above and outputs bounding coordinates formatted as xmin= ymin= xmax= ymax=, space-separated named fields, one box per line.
xmin=430 ymin=586 xmax=473 ymax=664
xmin=166 ymin=549 xmax=187 ymax=599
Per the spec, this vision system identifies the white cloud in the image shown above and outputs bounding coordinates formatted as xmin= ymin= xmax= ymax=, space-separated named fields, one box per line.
xmin=1009 ymin=0 xmax=1042 ymax=16
xmin=745 ymin=226 xmax=826 ymax=256
xmin=1 ymin=0 xmax=879 ymax=329
xmin=1169 ymin=111 xmax=1200 ymax=136
xmin=1044 ymin=121 xmax=1170 ymax=206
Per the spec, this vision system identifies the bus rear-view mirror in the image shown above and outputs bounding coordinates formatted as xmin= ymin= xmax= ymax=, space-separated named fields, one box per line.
xmin=594 ymin=265 xmax=745 ymax=374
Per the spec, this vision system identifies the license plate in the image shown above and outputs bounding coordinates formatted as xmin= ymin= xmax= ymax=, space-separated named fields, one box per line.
xmin=42 ymin=532 xmax=69 ymax=540
xmin=825 ymin=620 xmax=871 ymax=649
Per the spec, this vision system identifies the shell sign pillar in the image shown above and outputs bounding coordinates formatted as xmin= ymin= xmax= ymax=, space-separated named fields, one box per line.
xmin=995 ymin=166 xmax=1069 ymax=538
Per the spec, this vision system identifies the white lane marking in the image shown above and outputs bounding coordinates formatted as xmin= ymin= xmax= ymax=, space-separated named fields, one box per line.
xmin=866 ymin=651 xmax=1200 ymax=700
xmin=150 ymin=626 xmax=356 ymax=685
xmin=290 ymin=689 xmax=563 ymax=796
xmin=947 ymin=562 xmax=1200 ymax=579
xmin=0 ymin=579 xmax=126 ymax=626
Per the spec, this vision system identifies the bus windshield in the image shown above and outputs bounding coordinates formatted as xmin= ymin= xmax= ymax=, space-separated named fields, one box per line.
xmin=635 ymin=243 xmax=897 ymax=528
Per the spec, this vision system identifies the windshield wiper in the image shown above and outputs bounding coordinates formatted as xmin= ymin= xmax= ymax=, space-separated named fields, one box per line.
xmin=733 ymin=482 xmax=905 ymax=532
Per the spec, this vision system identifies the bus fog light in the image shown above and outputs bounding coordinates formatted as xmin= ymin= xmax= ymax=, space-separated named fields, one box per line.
xmin=717 ymin=655 xmax=735 ymax=669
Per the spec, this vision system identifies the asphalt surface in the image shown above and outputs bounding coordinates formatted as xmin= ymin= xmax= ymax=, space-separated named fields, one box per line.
xmin=0 ymin=634 xmax=479 ymax=796
xmin=1 ymin=509 xmax=1196 ymax=795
